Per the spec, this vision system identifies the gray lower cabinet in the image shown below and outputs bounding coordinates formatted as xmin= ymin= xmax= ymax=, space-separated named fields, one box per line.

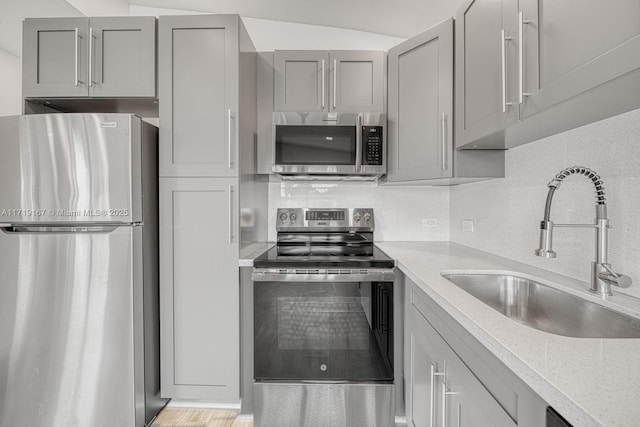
xmin=455 ymin=0 xmax=640 ymax=149
xmin=403 ymin=273 xmax=547 ymax=427
xmin=274 ymin=50 xmax=384 ymax=112
xmin=159 ymin=177 xmax=240 ymax=401
xmin=407 ymin=297 xmax=515 ymax=427
xmin=22 ymin=17 xmax=156 ymax=98
xmin=387 ymin=18 xmax=504 ymax=185
xmin=159 ymin=14 xmax=247 ymax=178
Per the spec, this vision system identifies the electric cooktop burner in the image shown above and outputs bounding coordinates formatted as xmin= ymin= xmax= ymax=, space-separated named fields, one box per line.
xmin=253 ymin=208 xmax=395 ymax=269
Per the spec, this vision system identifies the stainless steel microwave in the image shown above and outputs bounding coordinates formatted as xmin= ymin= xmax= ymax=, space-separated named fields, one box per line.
xmin=272 ymin=112 xmax=386 ymax=179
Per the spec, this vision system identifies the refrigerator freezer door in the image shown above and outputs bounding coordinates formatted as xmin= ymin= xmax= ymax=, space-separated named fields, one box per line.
xmin=0 ymin=226 xmax=145 ymax=427
xmin=0 ymin=113 xmax=142 ymax=224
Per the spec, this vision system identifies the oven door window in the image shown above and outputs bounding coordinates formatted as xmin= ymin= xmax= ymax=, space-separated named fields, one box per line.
xmin=275 ymin=126 xmax=356 ymax=165
xmin=254 ymin=281 xmax=393 ymax=382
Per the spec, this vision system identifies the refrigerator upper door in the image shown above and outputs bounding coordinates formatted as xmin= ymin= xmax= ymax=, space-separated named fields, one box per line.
xmin=0 ymin=113 xmax=142 ymax=224
xmin=0 ymin=226 xmax=142 ymax=427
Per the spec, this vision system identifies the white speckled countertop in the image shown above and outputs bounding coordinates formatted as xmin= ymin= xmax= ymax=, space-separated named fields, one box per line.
xmin=239 ymin=242 xmax=274 ymax=267
xmin=376 ymin=241 xmax=640 ymax=427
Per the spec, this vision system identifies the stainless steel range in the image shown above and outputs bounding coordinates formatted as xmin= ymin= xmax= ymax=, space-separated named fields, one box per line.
xmin=252 ymin=208 xmax=396 ymax=427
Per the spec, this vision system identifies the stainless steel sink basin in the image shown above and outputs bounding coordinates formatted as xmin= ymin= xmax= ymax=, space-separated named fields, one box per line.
xmin=441 ymin=273 xmax=640 ymax=338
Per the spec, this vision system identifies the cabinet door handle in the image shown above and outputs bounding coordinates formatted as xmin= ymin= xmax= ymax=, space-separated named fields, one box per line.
xmin=501 ymin=29 xmax=513 ymax=113
xmin=74 ymin=27 xmax=81 ymax=86
xmin=333 ymin=59 xmax=337 ymax=110
xmin=321 ymin=59 xmax=326 ymax=109
xmin=228 ymin=185 xmax=234 ymax=244
xmin=227 ymin=109 xmax=234 ymax=169
xmin=441 ymin=112 xmax=447 ymax=170
xmin=88 ymin=27 xmax=94 ymax=87
xmin=518 ymin=11 xmax=532 ymax=104
xmin=442 ymin=382 xmax=460 ymax=427
xmin=430 ymin=363 xmax=446 ymax=427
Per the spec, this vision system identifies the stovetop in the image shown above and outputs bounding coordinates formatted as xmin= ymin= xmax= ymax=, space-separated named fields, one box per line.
xmin=254 ymin=207 xmax=395 ymax=269
xmin=253 ymin=244 xmax=395 ymax=269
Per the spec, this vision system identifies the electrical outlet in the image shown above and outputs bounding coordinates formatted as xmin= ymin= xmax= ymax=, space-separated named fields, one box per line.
xmin=461 ymin=219 xmax=474 ymax=232
xmin=422 ymin=217 xmax=439 ymax=228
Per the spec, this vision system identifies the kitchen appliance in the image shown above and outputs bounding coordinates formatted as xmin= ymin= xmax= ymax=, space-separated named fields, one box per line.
xmin=252 ymin=208 xmax=395 ymax=427
xmin=272 ymin=112 xmax=386 ymax=179
xmin=0 ymin=113 xmax=167 ymax=427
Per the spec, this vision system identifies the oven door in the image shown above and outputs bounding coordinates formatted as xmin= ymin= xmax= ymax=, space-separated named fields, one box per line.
xmin=272 ymin=112 xmax=361 ymax=175
xmin=253 ymin=279 xmax=393 ymax=383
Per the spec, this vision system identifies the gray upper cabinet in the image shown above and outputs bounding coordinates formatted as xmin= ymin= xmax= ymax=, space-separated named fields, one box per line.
xmin=273 ymin=50 xmax=327 ymax=112
xmin=23 ymin=17 xmax=156 ymax=98
xmin=329 ymin=51 xmax=384 ymax=112
xmin=387 ymin=19 xmax=504 ymax=185
xmin=274 ymin=50 xmax=384 ymax=112
xmin=455 ymin=0 xmax=519 ymax=148
xmin=158 ymin=14 xmax=240 ymax=178
xmin=387 ymin=19 xmax=454 ymax=182
xmin=455 ymin=0 xmax=640 ymax=149
xmin=519 ymin=0 xmax=640 ymax=119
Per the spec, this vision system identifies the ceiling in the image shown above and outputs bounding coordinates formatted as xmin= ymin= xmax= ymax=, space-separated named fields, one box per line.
xmin=0 ymin=0 xmax=464 ymax=57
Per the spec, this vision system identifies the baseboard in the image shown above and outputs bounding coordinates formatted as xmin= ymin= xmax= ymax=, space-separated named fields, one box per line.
xmin=166 ymin=400 xmax=241 ymax=410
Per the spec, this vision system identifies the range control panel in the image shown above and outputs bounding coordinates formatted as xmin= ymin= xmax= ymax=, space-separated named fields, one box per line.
xmin=362 ymin=126 xmax=384 ymax=166
xmin=276 ymin=208 xmax=374 ymax=231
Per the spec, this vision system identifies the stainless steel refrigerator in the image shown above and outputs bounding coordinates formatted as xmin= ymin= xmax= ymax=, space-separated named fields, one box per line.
xmin=0 ymin=113 xmax=167 ymax=427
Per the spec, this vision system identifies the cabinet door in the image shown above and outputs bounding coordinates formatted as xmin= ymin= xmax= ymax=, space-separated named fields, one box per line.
xmin=329 ymin=51 xmax=384 ymax=112
xmin=22 ymin=18 xmax=89 ymax=98
xmin=455 ymin=0 xmax=519 ymax=147
xmin=407 ymin=316 xmax=445 ymax=427
xmin=159 ymin=15 xmax=239 ymax=177
xmin=89 ymin=17 xmax=156 ymax=97
xmin=519 ymin=0 xmax=640 ymax=119
xmin=408 ymin=303 xmax=516 ymax=427
xmin=273 ymin=50 xmax=329 ymax=112
xmin=159 ymin=178 xmax=239 ymax=400
xmin=387 ymin=19 xmax=453 ymax=182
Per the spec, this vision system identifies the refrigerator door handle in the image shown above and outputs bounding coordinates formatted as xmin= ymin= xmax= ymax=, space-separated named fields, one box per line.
xmin=0 ymin=224 xmax=134 ymax=234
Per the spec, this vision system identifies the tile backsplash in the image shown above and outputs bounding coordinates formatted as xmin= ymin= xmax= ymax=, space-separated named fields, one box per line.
xmin=450 ymin=108 xmax=640 ymax=299
xmin=267 ymin=181 xmax=449 ymax=242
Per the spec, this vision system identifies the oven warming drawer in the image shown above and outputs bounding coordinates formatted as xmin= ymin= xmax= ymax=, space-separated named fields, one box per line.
xmin=251 ymin=267 xmax=396 ymax=282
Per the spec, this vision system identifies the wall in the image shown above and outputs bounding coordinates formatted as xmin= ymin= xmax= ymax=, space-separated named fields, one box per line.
xmin=0 ymin=49 xmax=22 ymax=116
xmin=129 ymin=6 xmax=406 ymax=51
xmin=268 ymin=181 xmax=450 ymax=242
xmin=450 ymin=108 xmax=640 ymax=298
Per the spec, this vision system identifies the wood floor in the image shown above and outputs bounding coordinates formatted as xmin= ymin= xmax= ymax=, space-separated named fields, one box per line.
xmin=151 ymin=408 xmax=253 ymax=427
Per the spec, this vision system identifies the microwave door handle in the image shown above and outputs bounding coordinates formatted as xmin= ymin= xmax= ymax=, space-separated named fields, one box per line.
xmin=355 ymin=114 xmax=363 ymax=172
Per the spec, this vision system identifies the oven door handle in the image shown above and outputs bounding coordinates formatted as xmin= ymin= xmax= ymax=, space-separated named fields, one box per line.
xmin=251 ymin=268 xmax=395 ymax=282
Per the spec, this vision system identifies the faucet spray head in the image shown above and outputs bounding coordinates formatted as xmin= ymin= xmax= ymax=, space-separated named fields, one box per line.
xmin=535 ymin=220 xmax=557 ymax=258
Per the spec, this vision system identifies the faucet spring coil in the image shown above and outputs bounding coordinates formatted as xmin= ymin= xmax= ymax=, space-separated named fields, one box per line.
xmin=552 ymin=166 xmax=606 ymax=205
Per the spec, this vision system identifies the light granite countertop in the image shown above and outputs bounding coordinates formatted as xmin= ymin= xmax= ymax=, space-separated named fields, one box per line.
xmin=376 ymin=241 xmax=640 ymax=427
xmin=238 ymin=242 xmax=274 ymax=267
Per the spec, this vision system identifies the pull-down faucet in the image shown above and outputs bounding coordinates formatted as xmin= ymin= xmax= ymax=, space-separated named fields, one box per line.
xmin=535 ymin=166 xmax=631 ymax=297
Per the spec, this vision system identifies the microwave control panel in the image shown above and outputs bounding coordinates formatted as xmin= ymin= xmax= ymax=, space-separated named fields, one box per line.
xmin=362 ymin=126 xmax=384 ymax=165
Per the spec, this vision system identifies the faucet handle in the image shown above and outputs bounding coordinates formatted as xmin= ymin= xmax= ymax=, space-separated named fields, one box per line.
xmin=599 ymin=264 xmax=632 ymax=289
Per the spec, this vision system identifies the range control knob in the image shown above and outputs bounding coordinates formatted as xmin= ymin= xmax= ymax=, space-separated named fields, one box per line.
xmin=289 ymin=212 xmax=297 ymax=222
xmin=353 ymin=214 xmax=362 ymax=223
xmin=279 ymin=212 xmax=289 ymax=222
xmin=363 ymin=213 xmax=372 ymax=223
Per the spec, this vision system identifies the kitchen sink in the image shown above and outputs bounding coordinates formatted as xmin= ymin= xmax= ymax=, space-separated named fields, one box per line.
xmin=441 ymin=273 xmax=640 ymax=338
